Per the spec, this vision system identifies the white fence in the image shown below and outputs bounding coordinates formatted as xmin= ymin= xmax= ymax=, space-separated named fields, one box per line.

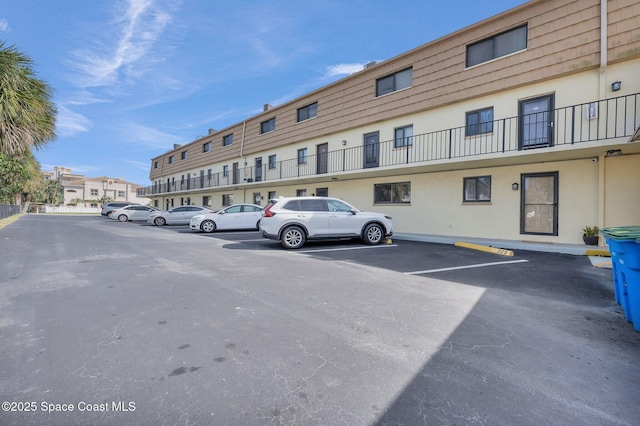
xmin=43 ymin=206 xmax=100 ymax=214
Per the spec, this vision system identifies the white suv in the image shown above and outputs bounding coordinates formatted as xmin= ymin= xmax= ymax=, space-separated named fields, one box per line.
xmin=260 ymin=196 xmax=393 ymax=249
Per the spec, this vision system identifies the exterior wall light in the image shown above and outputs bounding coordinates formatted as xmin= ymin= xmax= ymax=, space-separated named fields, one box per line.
xmin=512 ymin=182 xmax=519 ymax=190
xmin=605 ymin=149 xmax=623 ymax=157
xmin=611 ymin=81 xmax=622 ymax=91
xmin=341 ymin=140 xmax=347 ymax=146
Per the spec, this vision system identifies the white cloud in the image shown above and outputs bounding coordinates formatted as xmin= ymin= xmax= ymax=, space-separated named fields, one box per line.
xmin=325 ymin=63 xmax=369 ymax=78
xmin=0 ymin=19 xmax=10 ymax=32
xmin=56 ymin=105 xmax=92 ymax=137
xmin=68 ymin=0 xmax=175 ymax=88
xmin=118 ymin=122 xmax=184 ymax=150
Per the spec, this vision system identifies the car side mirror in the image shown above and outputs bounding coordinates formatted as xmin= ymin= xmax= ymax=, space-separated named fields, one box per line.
xmin=218 ymin=211 xmax=225 ymax=215
xmin=350 ymin=209 xmax=357 ymax=215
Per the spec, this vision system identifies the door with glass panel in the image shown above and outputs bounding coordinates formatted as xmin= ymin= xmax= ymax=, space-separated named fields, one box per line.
xmin=363 ymin=132 xmax=379 ymax=168
xmin=519 ymin=94 xmax=554 ymax=149
xmin=520 ymin=172 xmax=558 ymax=235
xmin=316 ymin=143 xmax=328 ymax=174
xmin=255 ymin=157 xmax=262 ymax=182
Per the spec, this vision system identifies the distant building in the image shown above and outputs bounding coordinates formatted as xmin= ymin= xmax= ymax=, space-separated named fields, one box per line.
xmin=50 ymin=167 xmax=150 ymax=207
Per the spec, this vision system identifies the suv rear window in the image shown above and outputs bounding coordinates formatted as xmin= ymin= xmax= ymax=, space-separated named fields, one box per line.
xmin=283 ymin=199 xmax=326 ymax=212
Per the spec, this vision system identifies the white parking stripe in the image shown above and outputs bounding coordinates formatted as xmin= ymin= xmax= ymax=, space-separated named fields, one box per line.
xmin=295 ymin=244 xmax=398 ymax=253
xmin=404 ymin=259 xmax=529 ymax=275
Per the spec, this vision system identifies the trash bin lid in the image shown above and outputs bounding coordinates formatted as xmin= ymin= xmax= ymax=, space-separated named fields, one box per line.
xmin=602 ymin=226 xmax=640 ymax=240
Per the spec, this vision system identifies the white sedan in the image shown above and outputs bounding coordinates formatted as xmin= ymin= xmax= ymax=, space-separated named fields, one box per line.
xmin=148 ymin=205 xmax=213 ymax=226
xmin=190 ymin=204 xmax=264 ymax=233
xmin=108 ymin=205 xmax=159 ymax=222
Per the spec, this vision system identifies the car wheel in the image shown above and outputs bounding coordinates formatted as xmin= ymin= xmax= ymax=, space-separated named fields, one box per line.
xmin=154 ymin=217 xmax=166 ymax=226
xmin=118 ymin=214 xmax=128 ymax=222
xmin=201 ymin=220 xmax=216 ymax=233
xmin=363 ymin=223 xmax=383 ymax=245
xmin=281 ymin=226 xmax=306 ymax=249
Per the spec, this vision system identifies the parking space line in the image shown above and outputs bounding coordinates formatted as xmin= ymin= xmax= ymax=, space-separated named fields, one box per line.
xmin=404 ymin=259 xmax=529 ymax=275
xmin=295 ymin=244 xmax=398 ymax=253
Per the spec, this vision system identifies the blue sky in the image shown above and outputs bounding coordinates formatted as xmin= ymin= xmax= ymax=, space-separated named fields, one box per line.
xmin=1 ymin=0 xmax=527 ymax=186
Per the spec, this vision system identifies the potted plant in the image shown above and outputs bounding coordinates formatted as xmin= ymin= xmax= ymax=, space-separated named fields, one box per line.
xmin=582 ymin=225 xmax=600 ymax=245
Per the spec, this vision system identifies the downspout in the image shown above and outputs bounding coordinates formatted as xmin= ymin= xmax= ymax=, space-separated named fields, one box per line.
xmin=240 ymin=120 xmax=248 ymax=184
xmin=240 ymin=120 xmax=247 ymax=163
xmin=598 ymin=0 xmax=607 ymax=238
xmin=598 ymin=0 xmax=607 ymax=100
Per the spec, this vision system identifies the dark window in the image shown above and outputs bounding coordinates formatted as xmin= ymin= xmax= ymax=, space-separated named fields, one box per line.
xmin=222 ymin=194 xmax=233 ymax=206
xmin=223 ymin=134 xmax=233 ymax=146
xmin=154 ymin=161 xmax=158 ymax=169
xmin=268 ymin=191 xmax=276 ymax=200
xmin=464 ymin=176 xmax=492 ymax=202
xmin=376 ymin=68 xmax=412 ymax=97
xmin=394 ymin=125 xmax=413 ymax=147
xmin=466 ymin=108 xmax=494 ymax=136
xmin=297 ymin=148 xmax=307 ymax=164
xmin=261 ymin=118 xmax=276 ymax=134
xmin=223 ymin=165 xmax=229 ymax=177
xmin=268 ymin=155 xmax=277 ymax=169
xmin=466 ymin=24 xmax=527 ymax=67
xmin=282 ymin=199 xmax=324 ymax=211
xmin=168 ymin=156 xmax=174 ymax=164
xmin=203 ymin=142 xmax=211 ymax=152
xmin=374 ymin=182 xmax=411 ymax=204
xmin=316 ymin=187 xmax=328 ymax=197
xmin=297 ymin=103 xmax=318 ymax=122
xmin=296 ymin=189 xmax=307 ymax=196
xmin=181 ymin=151 xmax=188 ymax=160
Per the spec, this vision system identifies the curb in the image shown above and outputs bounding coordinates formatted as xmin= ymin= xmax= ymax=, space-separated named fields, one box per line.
xmin=0 ymin=214 xmax=22 ymax=231
xmin=454 ymin=241 xmax=514 ymax=257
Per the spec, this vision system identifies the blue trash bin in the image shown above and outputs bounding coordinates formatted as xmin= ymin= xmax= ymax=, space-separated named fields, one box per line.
xmin=602 ymin=226 xmax=640 ymax=332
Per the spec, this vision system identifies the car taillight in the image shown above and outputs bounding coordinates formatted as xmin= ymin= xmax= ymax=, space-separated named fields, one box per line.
xmin=263 ymin=204 xmax=276 ymax=217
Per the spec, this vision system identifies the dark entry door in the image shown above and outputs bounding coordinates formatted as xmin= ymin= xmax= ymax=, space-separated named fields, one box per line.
xmin=363 ymin=132 xmax=379 ymax=168
xmin=519 ymin=94 xmax=554 ymax=149
xmin=232 ymin=162 xmax=239 ymax=184
xmin=317 ymin=143 xmax=328 ymax=174
xmin=255 ymin=157 xmax=262 ymax=182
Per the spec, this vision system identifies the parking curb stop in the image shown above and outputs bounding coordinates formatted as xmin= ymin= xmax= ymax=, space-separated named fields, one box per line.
xmin=455 ymin=241 xmax=514 ymax=257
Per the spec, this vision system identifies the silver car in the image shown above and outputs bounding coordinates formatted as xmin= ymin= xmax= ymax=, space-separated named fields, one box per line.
xmin=190 ymin=204 xmax=264 ymax=233
xmin=148 ymin=205 xmax=213 ymax=226
xmin=108 ymin=205 xmax=158 ymax=222
xmin=259 ymin=196 xmax=393 ymax=249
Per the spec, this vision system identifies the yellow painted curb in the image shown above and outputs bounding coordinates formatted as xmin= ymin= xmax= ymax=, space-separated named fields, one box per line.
xmin=586 ymin=248 xmax=610 ymax=257
xmin=0 ymin=214 xmax=22 ymax=231
xmin=455 ymin=241 xmax=514 ymax=257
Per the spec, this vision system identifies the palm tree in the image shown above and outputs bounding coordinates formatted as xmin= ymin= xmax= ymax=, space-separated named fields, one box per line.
xmin=0 ymin=41 xmax=57 ymax=156
xmin=69 ymin=197 xmax=84 ymax=207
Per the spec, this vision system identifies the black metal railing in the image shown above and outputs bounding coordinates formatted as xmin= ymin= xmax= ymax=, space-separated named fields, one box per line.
xmin=138 ymin=93 xmax=639 ymax=197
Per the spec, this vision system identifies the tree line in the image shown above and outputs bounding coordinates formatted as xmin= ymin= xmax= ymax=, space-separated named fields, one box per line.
xmin=0 ymin=41 xmax=58 ymax=210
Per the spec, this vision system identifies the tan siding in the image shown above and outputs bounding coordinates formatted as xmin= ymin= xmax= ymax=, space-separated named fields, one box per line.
xmin=150 ymin=0 xmax=640 ymax=182
xmin=609 ymin=0 xmax=640 ymax=63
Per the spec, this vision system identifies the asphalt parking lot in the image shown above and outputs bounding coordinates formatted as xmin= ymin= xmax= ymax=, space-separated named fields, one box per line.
xmin=1 ymin=215 xmax=639 ymax=425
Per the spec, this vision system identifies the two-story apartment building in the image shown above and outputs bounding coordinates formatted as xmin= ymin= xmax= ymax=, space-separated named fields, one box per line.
xmin=53 ymin=167 xmax=149 ymax=207
xmin=141 ymin=0 xmax=640 ymax=245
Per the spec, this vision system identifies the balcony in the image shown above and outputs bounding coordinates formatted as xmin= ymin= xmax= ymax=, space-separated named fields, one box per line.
xmin=139 ymin=93 xmax=639 ymax=197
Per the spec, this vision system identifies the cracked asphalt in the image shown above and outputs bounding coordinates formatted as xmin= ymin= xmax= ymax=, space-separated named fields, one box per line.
xmin=0 ymin=215 xmax=638 ymax=425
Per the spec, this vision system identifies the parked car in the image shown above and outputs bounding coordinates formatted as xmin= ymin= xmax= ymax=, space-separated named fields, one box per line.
xmin=101 ymin=202 xmax=138 ymax=216
xmin=147 ymin=205 xmax=213 ymax=226
xmin=108 ymin=205 xmax=159 ymax=222
xmin=190 ymin=204 xmax=263 ymax=233
xmin=259 ymin=196 xmax=393 ymax=249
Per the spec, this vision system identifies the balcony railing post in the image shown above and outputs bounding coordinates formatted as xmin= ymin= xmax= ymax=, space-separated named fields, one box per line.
xmin=448 ymin=129 xmax=452 ymax=159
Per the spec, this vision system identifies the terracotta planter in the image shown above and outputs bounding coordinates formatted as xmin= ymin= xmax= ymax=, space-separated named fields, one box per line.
xmin=583 ymin=235 xmax=599 ymax=246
